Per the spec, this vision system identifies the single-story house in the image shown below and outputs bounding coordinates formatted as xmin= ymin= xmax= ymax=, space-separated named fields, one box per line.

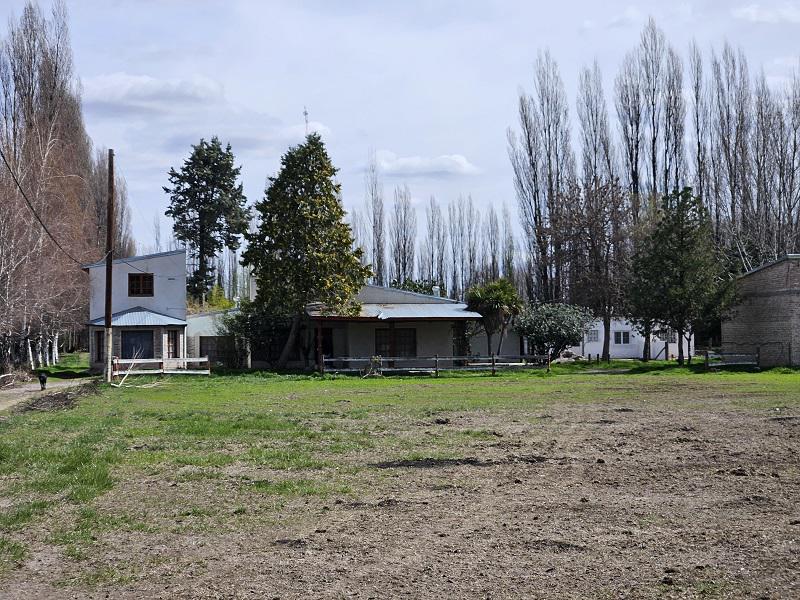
xmin=83 ymin=250 xmax=188 ymax=373
xmin=306 ymin=285 xmax=482 ymax=369
xmin=569 ymin=318 xmax=691 ymax=360
xmin=186 ymin=309 xmax=240 ymax=367
xmin=722 ymin=255 xmax=800 ymax=367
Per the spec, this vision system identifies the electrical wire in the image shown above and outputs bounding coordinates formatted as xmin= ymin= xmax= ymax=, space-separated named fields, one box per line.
xmin=0 ymin=146 xmax=86 ymax=266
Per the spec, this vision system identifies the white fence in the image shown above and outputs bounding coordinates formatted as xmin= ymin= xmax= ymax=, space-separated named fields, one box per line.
xmin=112 ymin=356 xmax=210 ymax=377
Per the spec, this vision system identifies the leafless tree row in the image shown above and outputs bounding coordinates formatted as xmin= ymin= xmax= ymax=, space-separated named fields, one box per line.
xmin=0 ymin=1 xmax=135 ymax=372
xmin=508 ymin=17 xmax=800 ymax=316
xmin=349 ymin=159 xmax=517 ymax=299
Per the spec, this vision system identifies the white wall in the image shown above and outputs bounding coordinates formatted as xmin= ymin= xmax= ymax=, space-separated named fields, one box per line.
xmin=569 ymin=319 xmax=694 ymax=360
xmin=88 ymin=251 xmax=187 ymax=321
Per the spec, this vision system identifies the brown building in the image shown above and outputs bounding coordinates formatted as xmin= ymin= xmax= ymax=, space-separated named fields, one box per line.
xmin=722 ymin=255 xmax=800 ymax=367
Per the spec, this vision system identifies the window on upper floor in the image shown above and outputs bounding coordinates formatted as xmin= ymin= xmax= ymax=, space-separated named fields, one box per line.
xmin=128 ymin=273 xmax=154 ymax=297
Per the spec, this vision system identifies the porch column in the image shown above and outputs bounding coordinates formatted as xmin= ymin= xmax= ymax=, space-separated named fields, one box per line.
xmin=316 ymin=319 xmax=324 ymax=374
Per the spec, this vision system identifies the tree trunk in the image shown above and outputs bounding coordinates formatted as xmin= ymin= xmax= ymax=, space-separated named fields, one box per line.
xmin=53 ymin=332 xmax=59 ymax=364
xmin=677 ymin=327 xmax=685 ymax=365
xmin=602 ymin=314 xmax=611 ymax=362
xmin=486 ymin=331 xmax=493 ymax=356
xmin=27 ymin=337 xmax=34 ymax=371
xmin=277 ymin=314 xmax=302 ymax=370
xmin=642 ymin=322 xmax=652 ymax=361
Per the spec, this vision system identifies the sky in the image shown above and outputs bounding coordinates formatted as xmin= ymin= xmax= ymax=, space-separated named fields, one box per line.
xmin=3 ymin=0 xmax=800 ymax=249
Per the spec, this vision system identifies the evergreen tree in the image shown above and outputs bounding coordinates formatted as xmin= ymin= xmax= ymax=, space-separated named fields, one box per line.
xmin=629 ymin=187 xmax=731 ymax=364
xmin=164 ymin=137 xmax=249 ymax=300
xmin=242 ymin=133 xmax=371 ymax=368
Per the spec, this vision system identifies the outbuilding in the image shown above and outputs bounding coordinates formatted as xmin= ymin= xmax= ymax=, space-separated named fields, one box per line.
xmin=722 ymin=255 xmax=800 ymax=367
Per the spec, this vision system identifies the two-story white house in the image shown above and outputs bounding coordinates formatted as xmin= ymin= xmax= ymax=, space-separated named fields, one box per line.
xmin=83 ymin=249 xmax=188 ymax=373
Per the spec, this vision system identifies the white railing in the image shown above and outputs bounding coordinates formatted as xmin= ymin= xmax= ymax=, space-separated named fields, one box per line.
xmin=112 ymin=356 xmax=210 ymax=376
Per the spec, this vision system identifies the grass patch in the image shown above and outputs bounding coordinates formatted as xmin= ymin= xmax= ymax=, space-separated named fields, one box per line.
xmin=0 ymin=536 xmax=26 ymax=571
xmin=36 ymin=352 xmax=92 ymax=381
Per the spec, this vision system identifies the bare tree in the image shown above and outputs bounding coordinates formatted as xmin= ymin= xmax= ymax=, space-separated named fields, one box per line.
xmin=615 ymin=50 xmax=644 ymax=222
xmin=508 ymin=50 xmax=575 ymax=302
xmin=364 ymin=151 xmax=386 ymax=285
xmin=421 ymin=196 xmax=447 ymax=286
xmin=388 ymin=184 xmax=416 ymax=284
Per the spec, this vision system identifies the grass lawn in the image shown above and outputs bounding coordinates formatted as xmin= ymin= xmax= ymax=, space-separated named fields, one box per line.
xmin=36 ymin=352 xmax=92 ymax=381
xmin=0 ymin=362 xmax=797 ymax=598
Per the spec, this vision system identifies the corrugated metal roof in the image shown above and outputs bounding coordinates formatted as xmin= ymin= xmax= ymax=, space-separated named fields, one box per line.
xmin=88 ymin=307 xmax=187 ymax=327
xmin=307 ymin=302 xmax=481 ymax=321
xmin=82 ymin=249 xmax=185 ymax=270
xmin=356 ymin=285 xmax=459 ymax=304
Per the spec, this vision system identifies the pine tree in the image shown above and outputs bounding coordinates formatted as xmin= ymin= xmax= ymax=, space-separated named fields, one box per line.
xmin=164 ymin=137 xmax=249 ymax=300
xmin=629 ymin=188 xmax=730 ymax=364
xmin=243 ymin=133 xmax=371 ymax=368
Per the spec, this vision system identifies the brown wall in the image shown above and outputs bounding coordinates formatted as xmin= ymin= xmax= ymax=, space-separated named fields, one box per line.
xmin=722 ymin=259 xmax=800 ymax=367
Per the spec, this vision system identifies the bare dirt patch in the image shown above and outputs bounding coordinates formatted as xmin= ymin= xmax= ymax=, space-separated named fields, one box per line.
xmin=1 ymin=377 xmax=799 ymax=599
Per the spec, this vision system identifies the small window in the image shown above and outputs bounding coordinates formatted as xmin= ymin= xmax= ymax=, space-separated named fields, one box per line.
xmin=614 ymin=331 xmax=630 ymax=345
xmin=395 ymin=329 xmax=417 ymax=357
xmin=657 ymin=329 xmax=677 ymax=343
xmin=95 ymin=330 xmax=105 ymax=363
xmin=585 ymin=329 xmax=599 ymax=343
xmin=375 ymin=328 xmax=417 ymax=357
xmin=128 ymin=273 xmax=154 ymax=297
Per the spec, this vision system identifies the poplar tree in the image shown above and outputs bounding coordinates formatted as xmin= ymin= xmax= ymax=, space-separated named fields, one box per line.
xmin=243 ymin=133 xmax=371 ymax=368
xmin=164 ymin=137 xmax=249 ymax=300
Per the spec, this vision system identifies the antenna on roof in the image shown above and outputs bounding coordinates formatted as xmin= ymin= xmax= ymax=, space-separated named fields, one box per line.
xmin=303 ymin=106 xmax=309 ymax=135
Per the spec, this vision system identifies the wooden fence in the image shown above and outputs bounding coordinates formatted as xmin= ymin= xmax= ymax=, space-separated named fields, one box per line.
xmin=321 ymin=354 xmax=549 ymax=376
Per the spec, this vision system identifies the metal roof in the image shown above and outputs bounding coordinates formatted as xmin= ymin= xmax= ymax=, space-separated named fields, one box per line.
xmin=88 ymin=306 xmax=187 ymax=327
xmin=82 ymin=249 xmax=185 ymax=270
xmin=307 ymin=302 xmax=481 ymax=321
xmin=356 ymin=284 xmax=460 ymax=304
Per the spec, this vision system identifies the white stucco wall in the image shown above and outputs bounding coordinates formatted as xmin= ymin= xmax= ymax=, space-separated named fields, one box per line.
xmin=88 ymin=251 xmax=187 ymax=321
xmin=569 ymin=319 xmax=694 ymax=360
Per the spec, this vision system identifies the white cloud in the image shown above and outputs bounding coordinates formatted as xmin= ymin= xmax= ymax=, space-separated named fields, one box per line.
xmin=82 ymin=72 xmax=225 ymax=116
xmin=375 ymin=150 xmax=479 ymax=178
xmin=732 ymin=3 xmax=800 ymax=23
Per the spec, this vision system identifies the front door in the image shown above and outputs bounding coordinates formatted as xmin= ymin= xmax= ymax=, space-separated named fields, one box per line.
xmin=121 ymin=330 xmax=154 ymax=359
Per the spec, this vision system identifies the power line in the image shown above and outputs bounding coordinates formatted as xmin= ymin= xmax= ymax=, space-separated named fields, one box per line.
xmin=0 ymin=146 xmax=85 ymax=266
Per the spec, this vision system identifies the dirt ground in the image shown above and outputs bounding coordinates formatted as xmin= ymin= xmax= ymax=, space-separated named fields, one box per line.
xmin=2 ymin=378 xmax=799 ymax=599
xmin=0 ymin=378 xmax=89 ymax=412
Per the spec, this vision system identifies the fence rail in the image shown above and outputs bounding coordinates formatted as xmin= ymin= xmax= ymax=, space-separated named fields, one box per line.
xmin=703 ymin=350 xmax=759 ymax=369
xmin=321 ymin=354 xmax=549 ymax=376
xmin=112 ymin=356 xmax=210 ymax=377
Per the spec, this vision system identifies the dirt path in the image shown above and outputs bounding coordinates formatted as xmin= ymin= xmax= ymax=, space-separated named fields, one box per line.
xmin=0 ymin=378 xmax=93 ymax=412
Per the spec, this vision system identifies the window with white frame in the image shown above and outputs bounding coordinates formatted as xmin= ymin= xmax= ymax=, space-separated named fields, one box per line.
xmin=585 ymin=329 xmax=599 ymax=343
xmin=614 ymin=331 xmax=630 ymax=345
xmin=657 ymin=329 xmax=677 ymax=343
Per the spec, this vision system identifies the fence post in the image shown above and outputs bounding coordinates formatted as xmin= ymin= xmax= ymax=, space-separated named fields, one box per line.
xmin=704 ymin=350 xmax=709 ymax=370
xmin=491 ymin=353 xmax=496 ymax=376
xmin=756 ymin=346 xmax=761 ymax=368
xmin=434 ymin=354 xmax=439 ymax=378
xmin=319 ymin=354 xmax=325 ymax=376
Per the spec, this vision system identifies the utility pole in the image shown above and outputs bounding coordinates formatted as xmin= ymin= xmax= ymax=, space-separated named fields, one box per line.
xmin=104 ymin=149 xmax=115 ymax=383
